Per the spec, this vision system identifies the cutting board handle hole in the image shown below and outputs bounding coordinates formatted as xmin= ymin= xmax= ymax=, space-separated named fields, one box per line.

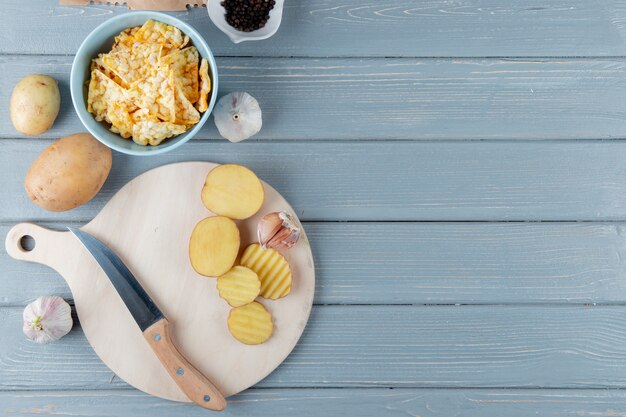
xmin=18 ymin=235 xmax=35 ymax=252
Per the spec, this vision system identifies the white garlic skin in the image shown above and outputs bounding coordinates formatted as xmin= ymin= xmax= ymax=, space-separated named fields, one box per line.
xmin=214 ymin=92 xmax=262 ymax=142
xmin=23 ymin=296 xmax=73 ymax=344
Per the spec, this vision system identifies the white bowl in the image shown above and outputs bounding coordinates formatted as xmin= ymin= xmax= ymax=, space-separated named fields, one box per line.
xmin=208 ymin=0 xmax=284 ymax=43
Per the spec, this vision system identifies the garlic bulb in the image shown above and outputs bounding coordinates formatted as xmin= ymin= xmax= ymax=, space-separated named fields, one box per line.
xmin=23 ymin=296 xmax=73 ymax=344
xmin=258 ymin=211 xmax=301 ymax=251
xmin=214 ymin=92 xmax=262 ymax=142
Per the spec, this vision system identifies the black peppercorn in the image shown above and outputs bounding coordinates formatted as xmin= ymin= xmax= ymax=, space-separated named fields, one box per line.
xmin=222 ymin=0 xmax=275 ymax=32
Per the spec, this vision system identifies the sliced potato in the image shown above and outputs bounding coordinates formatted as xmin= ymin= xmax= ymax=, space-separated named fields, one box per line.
xmin=240 ymin=243 xmax=292 ymax=300
xmin=217 ymin=266 xmax=261 ymax=307
xmin=189 ymin=216 xmax=240 ymax=277
xmin=201 ymin=164 xmax=264 ymax=220
xmin=227 ymin=301 xmax=273 ymax=345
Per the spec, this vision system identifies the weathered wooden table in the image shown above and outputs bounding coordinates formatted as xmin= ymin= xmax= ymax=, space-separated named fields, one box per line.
xmin=4 ymin=1 xmax=626 ymax=415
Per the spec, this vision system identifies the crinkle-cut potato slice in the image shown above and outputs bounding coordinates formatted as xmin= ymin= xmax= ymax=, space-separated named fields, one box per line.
xmin=107 ymin=102 xmax=134 ymax=139
xmin=196 ymin=58 xmax=211 ymax=112
xmin=126 ymin=68 xmax=176 ymax=122
xmin=173 ymin=78 xmax=200 ymax=125
xmin=161 ymin=46 xmax=199 ymax=103
xmin=201 ymin=164 xmax=264 ymax=220
xmin=240 ymin=243 xmax=292 ymax=300
xmin=227 ymin=301 xmax=273 ymax=345
xmin=189 ymin=216 xmax=241 ymax=277
xmin=217 ymin=266 xmax=261 ymax=307
xmin=87 ymin=69 xmax=132 ymax=122
xmin=134 ymin=19 xmax=184 ymax=52
xmin=131 ymin=120 xmax=187 ymax=146
xmin=102 ymin=42 xmax=161 ymax=87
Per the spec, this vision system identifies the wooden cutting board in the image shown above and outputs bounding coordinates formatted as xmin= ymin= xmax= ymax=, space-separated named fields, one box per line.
xmin=4 ymin=162 xmax=315 ymax=402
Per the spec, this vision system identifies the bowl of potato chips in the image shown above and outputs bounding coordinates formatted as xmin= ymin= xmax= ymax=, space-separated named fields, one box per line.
xmin=71 ymin=12 xmax=218 ymax=155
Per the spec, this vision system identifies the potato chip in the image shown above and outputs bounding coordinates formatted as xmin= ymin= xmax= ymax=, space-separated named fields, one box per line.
xmin=162 ymin=46 xmax=199 ymax=103
xmin=173 ymin=77 xmax=201 ymax=125
xmin=87 ymin=69 xmax=132 ymax=122
xmin=217 ymin=266 xmax=261 ymax=307
xmin=131 ymin=120 xmax=187 ymax=146
xmin=102 ymin=42 xmax=161 ymax=87
xmin=240 ymin=244 xmax=292 ymax=300
xmin=87 ymin=20 xmax=211 ymax=146
xmin=130 ymin=108 xmax=158 ymax=123
xmin=181 ymin=35 xmax=190 ymax=49
xmin=112 ymin=27 xmax=139 ymax=53
xmin=227 ymin=301 xmax=273 ymax=345
xmin=126 ymin=68 xmax=176 ymax=122
xmin=196 ymin=58 xmax=211 ymax=112
xmin=134 ymin=19 xmax=184 ymax=52
xmin=107 ymin=102 xmax=134 ymax=138
xmin=91 ymin=54 xmax=125 ymax=86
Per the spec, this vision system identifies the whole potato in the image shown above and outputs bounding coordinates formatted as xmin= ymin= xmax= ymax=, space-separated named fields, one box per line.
xmin=25 ymin=133 xmax=112 ymax=212
xmin=10 ymin=74 xmax=60 ymax=135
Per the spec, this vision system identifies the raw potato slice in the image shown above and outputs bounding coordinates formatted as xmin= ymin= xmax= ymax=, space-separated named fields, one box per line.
xmin=201 ymin=164 xmax=264 ymax=220
xmin=240 ymin=243 xmax=292 ymax=300
xmin=189 ymin=216 xmax=240 ymax=277
xmin=217 ymin=266 xmax=261 ymax=307
xmin=227 ymin=301 xmax=273 ymax=345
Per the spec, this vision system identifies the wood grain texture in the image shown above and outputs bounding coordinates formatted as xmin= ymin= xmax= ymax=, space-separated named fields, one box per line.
xmin=5 ymin=305 xmax=626 ymax=389
xmin=4 ymin=55 xmax=626 ymax=140
xmin=4 ymin=221 xmax=626 ymax=306
xmin=4 ymin=0 xmax=626 ymax=57
xmin=4 ymin=388 xmax=626 ymax=417
xmin=3 ymin=163 xmax=315 ymax=400
xmin=143 ymin=319 xmax=227 ymax=410
xmin=5 ymin=140 xmax=626 ymax=222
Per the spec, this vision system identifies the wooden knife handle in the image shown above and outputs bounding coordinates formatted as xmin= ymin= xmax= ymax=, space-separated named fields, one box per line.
xmin=144 ymin=318 xmax=227 ymax=411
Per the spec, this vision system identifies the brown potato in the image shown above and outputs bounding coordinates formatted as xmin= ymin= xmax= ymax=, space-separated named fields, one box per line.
xmin=10 ymin=74 xmax=61 ymax=135
xmin=201 ymin=164 xmax=264 ymax=220
xmin=25 ymin=133 xmax=112 ymax=212
xmin=189 ymin=216 xmax=240 ymax=277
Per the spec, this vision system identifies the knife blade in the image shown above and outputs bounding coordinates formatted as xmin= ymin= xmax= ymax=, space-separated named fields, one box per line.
xmin=69 ymin=227 xmax=226 ymax=411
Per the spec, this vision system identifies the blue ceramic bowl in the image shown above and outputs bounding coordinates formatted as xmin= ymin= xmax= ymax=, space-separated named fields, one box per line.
xmin=70 ymin=12 xmax=218 ymax=156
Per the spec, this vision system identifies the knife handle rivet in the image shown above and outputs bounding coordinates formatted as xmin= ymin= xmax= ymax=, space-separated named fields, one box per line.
xmin=153 ymin=334 xmax=161 ymax=342
xmin=176 ymin=368 xmax=184 ymax=376
xmin=203 ymin=395 xmax=211 ymax=402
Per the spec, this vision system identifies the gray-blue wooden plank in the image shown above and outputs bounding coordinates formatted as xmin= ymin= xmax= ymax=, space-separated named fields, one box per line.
xmin=3 ymin=140 xmax=626 ymax=222
xmin=3 ymin=388 xmax=626 ymax=416
xmin=3 ymin=1 xmax=626 ymax=57
xmin=4 ymin=222 xmax=626 ymax=306
xmin=4 ymin=305 xmax=626 ymax=389
xmin=3 ymin=55 xmax=626 ymax=140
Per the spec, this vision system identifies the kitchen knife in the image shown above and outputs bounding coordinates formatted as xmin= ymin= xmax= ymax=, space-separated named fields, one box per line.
xmin=68 ymin=227 xmax=227 ymax=411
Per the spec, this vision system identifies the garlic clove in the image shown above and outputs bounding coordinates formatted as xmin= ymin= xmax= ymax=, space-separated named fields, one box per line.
xmin=258 ymin=212 xmax=283 ymax=246
xmin=23 ymin=295 xmax=73 ymax=344
xmin=258 ymin=211 xmax=301 ymax=252
xmin=213 ymin=92 xmax=262 ymax=143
